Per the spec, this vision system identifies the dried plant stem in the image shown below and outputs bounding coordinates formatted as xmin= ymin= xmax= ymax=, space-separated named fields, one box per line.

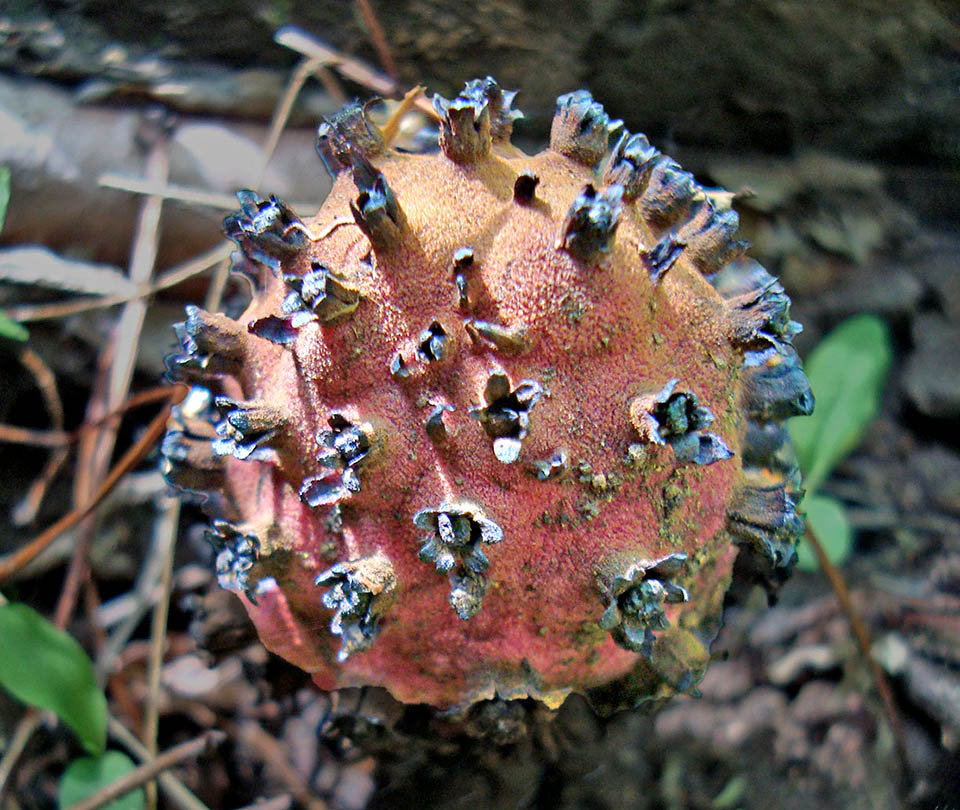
xmin=4 ymin=242 xmax=232 ymax=323
xmin=142 ymin=496 xmax=180 ymax=810
xmin=0 ymin=709 xmax=43 ymax=800
xmin=274 ymin=26 xmax=395 ymax=96
xmin=108 ymin=716 xmax=212 ymax=810
xmin=0 ymin=386 xmax=180 ymax=450
xmin=380 ymin=85 xmax=427 ymax=145
xmin=805 ymin=526 xmax=909 ymax=775
xmin=353 ymin=0 xmax=400 ymax=81
xmin=258 ymin=56 xmax=327 ymax=187
xmin=234 ymin=721 xmax=328 ymax=810
xmin=0 ymin=396 xmax=179 ymax=582
xmin=63 ymin=731 xmax=224 ymax=810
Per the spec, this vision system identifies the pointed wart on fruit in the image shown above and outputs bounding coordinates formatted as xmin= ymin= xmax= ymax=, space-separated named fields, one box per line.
xmin=603 ymin=131 xmax=661 ymax=199
xmin=596 ymin=553 xmax=690 ymax=659
xmin=316 ymin=552 xmax=397 ymax=661
xmin=677 ymin=201 xmax=746 ymax=273
xmin=449 ymin=567 xmax=488 ymax=620
xmin=470 ymin=371 xmax=542 ymax=463
xmin=557 ymin=183 xmax=624 ymax=264
xmin=164 ymin=305 xmax=245 ymax=382
xmin=160 ymin=386 xmax=224 ymax=495
xmin=464 ymin=319 xmax=530 ymax=355
xmin=741 ymin=345 xmax=815 ymax=422
xmin=205 ymin=520 xmax=261 ymax=603
xmin=529 ymin=449 xmax=568 ymax=480
xmin=316 ymin=100 xmax=386 ymax=177
xmin=551 ymin=90 xmax=623 ymax=167
xmin=513 ymin=171 xmax=540 ymax=204
xmin=639 ymin=159 xmax=697 ymax=225
xmin=629 ymin=380 xmax=732 ymax=466
xmin=434 ymin=77 xmax=522 ymax=163
xmin=414 ymin=501 xmax=503 ymax=618
xmin=223 ymin=192 xmax=308 ymax=272
xmin=641 ymin=235 xmax=686 ymax=284
xmin=349 ymin=155 xmax=406 ymax=250
xmin=728 ymin=485 xmax=805 ymax=569
xmin=452 ymin=247 xmax=475 ymax=310
xmin=249 ymin=263 xmax=360 ymax=346
xmin=211 ymin=396 xmax=286 ymax=462
xmin=425 ymin=403 xmax=454 ymax=443
xmin=718 ymin=261 xmax=801 ymax=349
xmin=417 ymin=321 xmax=449 ymax=363
xmin=300 ymin=414 xmax=372 ymax=508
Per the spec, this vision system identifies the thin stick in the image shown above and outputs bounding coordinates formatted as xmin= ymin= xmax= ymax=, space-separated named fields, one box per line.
xmin=99 ymin=174 xmax=243 ymax=210
xmin=0 ymin=709 xmax=42 ymax=800
xmin=805 ymin=526 xmax=909 ymax=775
xmin=235 ymin=722 xmax=328 ymax=810
xmin=4 ymin=242 xmax=233 ymax=323
xmin=274 ymin=26 xmax=396 ymax=96
xmin=63 ymin=731 xmax=224 ymax=810
xmin=0 ymin=396 xmax=179 ymax=582
xmin=379 ymin=85 xmax=425 ymax=146
xmin=108 ymin=716 xmax=212 ymax=810
xmin=142 ymin=496 xmax=181 ymax=810
xmin=257 ymin=56 xmax=327 ymax=187
xmin=12 ymin=347 xmax=66 ymax=523
xmin=0 ymin=386 xmax=180 ymax=449
xmin=353 ymin=0 xmax=399 ymax=81
xmin=0 ymin=424 xmax=70 ymax=446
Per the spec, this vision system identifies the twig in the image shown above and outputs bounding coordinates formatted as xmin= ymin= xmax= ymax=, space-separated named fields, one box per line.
xmin=3 ymin=242 xmax=232 ymax=323
xmin=353 ymin=0 xmax=400 ymax=81
xmin=379 ymin=85 xmax=426 ymax=146
xmin=274 ymin=26 xmax=396 ymax=96
xmin=63 ymin=731 xmax=224 ymax=810
xmin=257 ymin=56 xmax=328 ymax=187
xmin=232 ymin=795 xmax=293 ymax=810
xmin=12 ymin=346 xmax=66 ymax=524
xmin=108 ymin=716 xmax=212 ymax=810
xmin=142 ymin=496 xmax=181 ymax=810
xmin=0 ymin=394 xmax=180 ymax=582
xmin=805 ymin=526 xmax=910 ymax=776
xmin=0 ymin=709 xmax=43 ymax=800
xmin=0 ymin=386 xmax=179 ymax=450
xmin=0 ymin=424 xmax=70 ymax=446
xmin=235 ymin=721 xmax=328 ymax=810
xmin=99 ymin=174 xmax=246 ymax=210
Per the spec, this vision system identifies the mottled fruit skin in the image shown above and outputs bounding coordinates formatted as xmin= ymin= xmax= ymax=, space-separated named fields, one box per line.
xmin=163 ymin=78 xmax=812 ymax=712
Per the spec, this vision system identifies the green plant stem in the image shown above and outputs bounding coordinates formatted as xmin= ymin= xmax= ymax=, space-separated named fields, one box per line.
xmin=804 ymin=525 xmax=909 ymax=776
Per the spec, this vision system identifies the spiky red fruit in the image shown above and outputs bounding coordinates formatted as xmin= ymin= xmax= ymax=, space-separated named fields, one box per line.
xmin=163 ymin=79 xmax=812 ymax=711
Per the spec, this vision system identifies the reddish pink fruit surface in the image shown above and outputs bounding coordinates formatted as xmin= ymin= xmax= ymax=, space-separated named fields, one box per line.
xmin=163 ymin=79 xmax=812 ymax=711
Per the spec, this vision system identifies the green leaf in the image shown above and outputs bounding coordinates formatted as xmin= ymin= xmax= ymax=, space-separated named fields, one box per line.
xmin=797 ymin=493 xmax=853 ymax=571
xmin=0 ymin=166 xmax=9 ymax=233
xmin=59 ymin=751 xmax=145 ymax=810
xmin=0 ymin=167 xmax=28 ymax=342
xmin=789 ymin=314 xmax=892 ymax=494
xmin=0 ymin=603 xmax=107 ymax=755
xmin=0 ymin=313 xmax=29 ymax=342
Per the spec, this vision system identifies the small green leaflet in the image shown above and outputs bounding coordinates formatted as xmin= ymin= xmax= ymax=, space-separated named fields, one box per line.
xmin=0 ymin=314 xmax=29 ymax=342
xmin=59 ymin=751 xmax=145 ymax=810
xmin=0 ymin=166 xmax=29 ymax=342
xmin=0 ymin=602 xmax=107 ymax=755
xmin=796 ymin=493 xmax=853 ymax=572
xmin=0 ymin=166 xmax=9 ymax=232
xmin=789 ymin=314 xmax=892 ymax=494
